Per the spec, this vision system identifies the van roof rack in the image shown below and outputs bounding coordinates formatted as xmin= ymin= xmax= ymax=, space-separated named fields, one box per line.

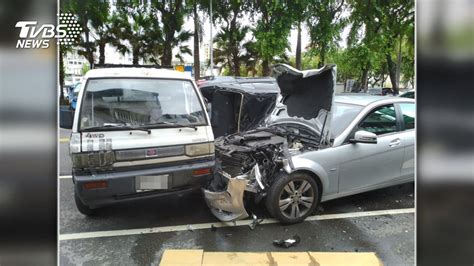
xmin=93 ymin=64 xmax=174 ymax=70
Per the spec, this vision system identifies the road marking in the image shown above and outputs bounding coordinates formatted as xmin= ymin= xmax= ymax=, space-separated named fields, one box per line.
xmin=59 ymin=175 xmax=72 ymax=179
xmin=59 ymin=208 xmax=414 ymax=241
xmin=59 ymin=138 xmax=69 ymax=143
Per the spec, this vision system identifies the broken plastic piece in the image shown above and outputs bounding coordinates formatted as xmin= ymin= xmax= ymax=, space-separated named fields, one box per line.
xmin=273 ymin=234 xmax=301 ymax=248
xmin=248 ymin=214 xmax=264 ymax=230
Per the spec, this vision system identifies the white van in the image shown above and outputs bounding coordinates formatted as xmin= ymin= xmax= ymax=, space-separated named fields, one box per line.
xmin=64 ymin=67 xmax=215 ymax=215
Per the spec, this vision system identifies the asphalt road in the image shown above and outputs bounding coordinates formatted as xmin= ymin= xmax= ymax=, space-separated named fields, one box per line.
xmin=59 ymin=129 xmax=415 ymax=265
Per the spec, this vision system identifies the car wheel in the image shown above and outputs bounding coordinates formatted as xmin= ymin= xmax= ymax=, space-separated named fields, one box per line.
xmin=74 ymin=191 xmax=96 ymax=216
xmin=265 ymin=172 xmax=319 ymax=224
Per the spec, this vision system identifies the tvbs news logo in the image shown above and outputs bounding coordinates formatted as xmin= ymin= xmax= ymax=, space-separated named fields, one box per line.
xmin=15 ymin=13 xmax=82 ymax=49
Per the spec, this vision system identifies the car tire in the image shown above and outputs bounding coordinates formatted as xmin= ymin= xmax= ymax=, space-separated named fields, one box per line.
xmin=74 ymin=191 xmax=96 ymax=216
xmin=265 ymin=172 xmax=319 ymax=224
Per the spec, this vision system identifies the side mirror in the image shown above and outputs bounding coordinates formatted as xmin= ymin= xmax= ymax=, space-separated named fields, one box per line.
xmin=60 ymin=106 xmax=74 ymax=129
xmin=350 ymin=130 xmax=377 ymax=144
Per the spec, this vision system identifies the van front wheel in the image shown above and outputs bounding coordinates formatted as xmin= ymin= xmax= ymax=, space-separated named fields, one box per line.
xmin=74 ymin=191 xmax=96 ymax=216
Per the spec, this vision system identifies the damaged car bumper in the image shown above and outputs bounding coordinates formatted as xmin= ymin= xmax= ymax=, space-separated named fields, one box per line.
xmin=203 ymin=165 xmax=266 ymax=222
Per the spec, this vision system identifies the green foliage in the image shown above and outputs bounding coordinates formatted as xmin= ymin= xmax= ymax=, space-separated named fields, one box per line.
xmin=153 ymin=0 xmax=192 ymax=65
xmin=306 ymin=0 xmax=346 ymax=67
xmin=81 ymin=64 xmax=90 ymax=75
xmin=110 ymin=1 xmax=162 ymax=64
xmin=251 ymin=0 xmax=294 ymax=75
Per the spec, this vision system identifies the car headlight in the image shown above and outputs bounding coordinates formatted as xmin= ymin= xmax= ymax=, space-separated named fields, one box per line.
xmin=185 ymin=142 xmax=215 ymax=157
xmin=69 ymin=133 xmax=81 ymax=154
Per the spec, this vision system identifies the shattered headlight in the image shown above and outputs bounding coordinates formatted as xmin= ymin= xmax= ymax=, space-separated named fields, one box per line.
xmin=185 ymin=142 xmax=215 ymax=157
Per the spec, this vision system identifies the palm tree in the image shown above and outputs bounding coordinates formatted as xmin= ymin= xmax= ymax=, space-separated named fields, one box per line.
xmin=110 ymin=1 xmax=162 ymax=65
xmin=153 ymin=0 xmax=192 ymax=66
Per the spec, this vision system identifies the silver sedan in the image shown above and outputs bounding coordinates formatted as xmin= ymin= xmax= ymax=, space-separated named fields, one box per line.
xmin=205 ymin=94 xmax=415 ymax=224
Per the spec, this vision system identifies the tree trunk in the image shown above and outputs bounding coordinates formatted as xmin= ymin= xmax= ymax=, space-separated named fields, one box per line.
xmin=319 ymin=46 xmax=326 ymax=68
xmin=295 ymin=21 xmax=302 ymax=70
xmin=161 ymin=42 xmax=173 ymax=66
xmin=132 ymin=47 xmax=139 ymax=65
xmin=85 ymin=31 xmax=94 ymax=69
xmin=262 ymin=59 xmax=270 ymax=76
xmin=395 ymin=34 xmax=402 ymax=90
xmin=99 ymin=43 xmax=105 ymax=65
xmin=360 ymin=62 xmax=370 ymax=91
xmin=193 ymin=2 xmax=200 ymax=80
xmin=386 ymin=54 xmax=398 ymax=94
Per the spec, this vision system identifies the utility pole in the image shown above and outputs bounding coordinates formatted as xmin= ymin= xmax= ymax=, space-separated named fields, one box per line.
xmin=209 ymin=0 xmax=214 ymax=76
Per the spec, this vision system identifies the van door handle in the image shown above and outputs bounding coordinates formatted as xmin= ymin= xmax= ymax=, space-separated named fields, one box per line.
xmin=389 ymin=139 xmax=401 ymax=147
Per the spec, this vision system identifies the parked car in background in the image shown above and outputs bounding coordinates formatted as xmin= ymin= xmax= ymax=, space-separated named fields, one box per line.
xmin=366 ymin=87 xmax=398 ymax=96
xmin=204 ymin=64 xmax=415 ymax=224
xmin=69 ymin=82 xmax=82 ymax=110
xmin=399 ymin=89 xmax=415 ymax=98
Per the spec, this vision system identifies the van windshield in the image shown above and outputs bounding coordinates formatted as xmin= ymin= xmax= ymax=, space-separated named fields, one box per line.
xmin=79 ymin=78 xmax=206 ymax=131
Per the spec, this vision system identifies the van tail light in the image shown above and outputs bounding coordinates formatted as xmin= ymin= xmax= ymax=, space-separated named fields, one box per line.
xmin=83 ymin=181 xmax=108 ymax=190
xmin=192 ymin=168 xmax=211 ymax=176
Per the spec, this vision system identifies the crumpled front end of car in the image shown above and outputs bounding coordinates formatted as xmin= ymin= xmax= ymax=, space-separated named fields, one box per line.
xmin=203 ymin=125 xmax=319 ymax=221
xmin=204 ymin=64 xmax=336 ymax=222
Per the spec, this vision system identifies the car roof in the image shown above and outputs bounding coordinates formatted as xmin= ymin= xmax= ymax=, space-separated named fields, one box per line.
xmin=84 ymin=67 xmax=193 ymax=80
xmin=335 ymin=93 xmax=411 ymax=106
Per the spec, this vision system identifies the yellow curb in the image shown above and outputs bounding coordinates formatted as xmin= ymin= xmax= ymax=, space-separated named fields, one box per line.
xmin=59 ymin=138 xmax=69 ymax=143
xmin=160 ymin=250 xmax=383 ymax=266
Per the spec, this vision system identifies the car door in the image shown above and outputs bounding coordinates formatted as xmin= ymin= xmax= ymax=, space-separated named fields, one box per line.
xmin=338 ymin=104 xmax=405 ymax=193
xmin=396 ymin=102 xmax=415 ymax=180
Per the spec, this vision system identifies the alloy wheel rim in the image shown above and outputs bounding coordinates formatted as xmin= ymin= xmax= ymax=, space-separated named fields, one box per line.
xmin=278 ymin=179 xmax=315 ymax=219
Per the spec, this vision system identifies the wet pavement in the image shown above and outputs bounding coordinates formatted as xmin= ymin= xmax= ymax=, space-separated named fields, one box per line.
xmin=59 ymin=129 xmax=415 ymax=265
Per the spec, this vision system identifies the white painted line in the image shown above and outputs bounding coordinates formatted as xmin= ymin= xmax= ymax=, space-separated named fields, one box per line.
xmin=59 ymin=208 xmax=414 ymax=241
xmin=59 ymin=175 xmax=72 ymax=179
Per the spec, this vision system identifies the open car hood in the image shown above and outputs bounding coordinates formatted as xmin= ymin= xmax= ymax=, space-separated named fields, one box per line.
xmin=268 ymin=64 xmax=336 ymax=144
xmin=200 ymin=83 xmax=279 ymax=138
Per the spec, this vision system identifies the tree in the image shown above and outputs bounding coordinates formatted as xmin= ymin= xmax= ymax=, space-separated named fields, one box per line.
xmin=214 ymin=26 xmax=250 ymax=76
xmin=153 ymin=0 xmax=192 ymax=65
xmin=347 ymin=0 xmax=413 ymax=92
xmin=210 ymin=0 xmax=249 ymax=76
xmin=306 ymin=0 xmax=346 ymax=68
xmin=380 ymin=0 xmax=414 ymax=92
xmin=58 ymin=45 xmax=72 ymax=101
xmin=288 ymin=0 xmax=310 ymax=70
xmin=190 ymin=0 xmax=206 ymax=80
xmin=110 ymin=1 xmax=162 ymax=65
xmin=251 ymin=0 xmax=294 ymax=76
xmin=62 ymin=0 xmax=99 ymax=68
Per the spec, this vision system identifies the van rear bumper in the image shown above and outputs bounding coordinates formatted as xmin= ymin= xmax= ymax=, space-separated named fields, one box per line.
xmin=73 ymin=159 xmax=214 ymax=208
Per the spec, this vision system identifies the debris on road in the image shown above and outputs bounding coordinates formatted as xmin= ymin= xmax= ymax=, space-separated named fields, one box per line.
xmin=211 ymin=224 xmax=217 ymax=232
xmin=186 ymin=224 xmax=194 ymax=232
xmin=248 ymin=214 xmax=264 ymax=230
xmin=273 ymin=234 xmax=301 ymax=248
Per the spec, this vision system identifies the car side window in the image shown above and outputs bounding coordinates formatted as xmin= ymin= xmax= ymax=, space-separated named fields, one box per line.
xmin=399 ymin=103 xmax=415 ymax=130
xmin=358 ymin=104 xmax=397 ymax=135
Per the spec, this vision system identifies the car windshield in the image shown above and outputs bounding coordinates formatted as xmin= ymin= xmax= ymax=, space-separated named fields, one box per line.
xmin=78 ymin=78 xmax=206 ymax=130
xmin=330 ymin=102 xmax=363 ymax=137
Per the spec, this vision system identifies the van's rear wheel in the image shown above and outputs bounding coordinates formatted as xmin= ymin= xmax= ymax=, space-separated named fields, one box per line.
xmin=265 ymin=172 xmax=319 ymax=224
xmin=74 ymin=191 xmax=96 ymax=216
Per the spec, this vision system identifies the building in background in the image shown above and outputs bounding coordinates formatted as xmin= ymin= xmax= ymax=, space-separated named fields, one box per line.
xmin=64 ymin=51 xmax=88 ymax=85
